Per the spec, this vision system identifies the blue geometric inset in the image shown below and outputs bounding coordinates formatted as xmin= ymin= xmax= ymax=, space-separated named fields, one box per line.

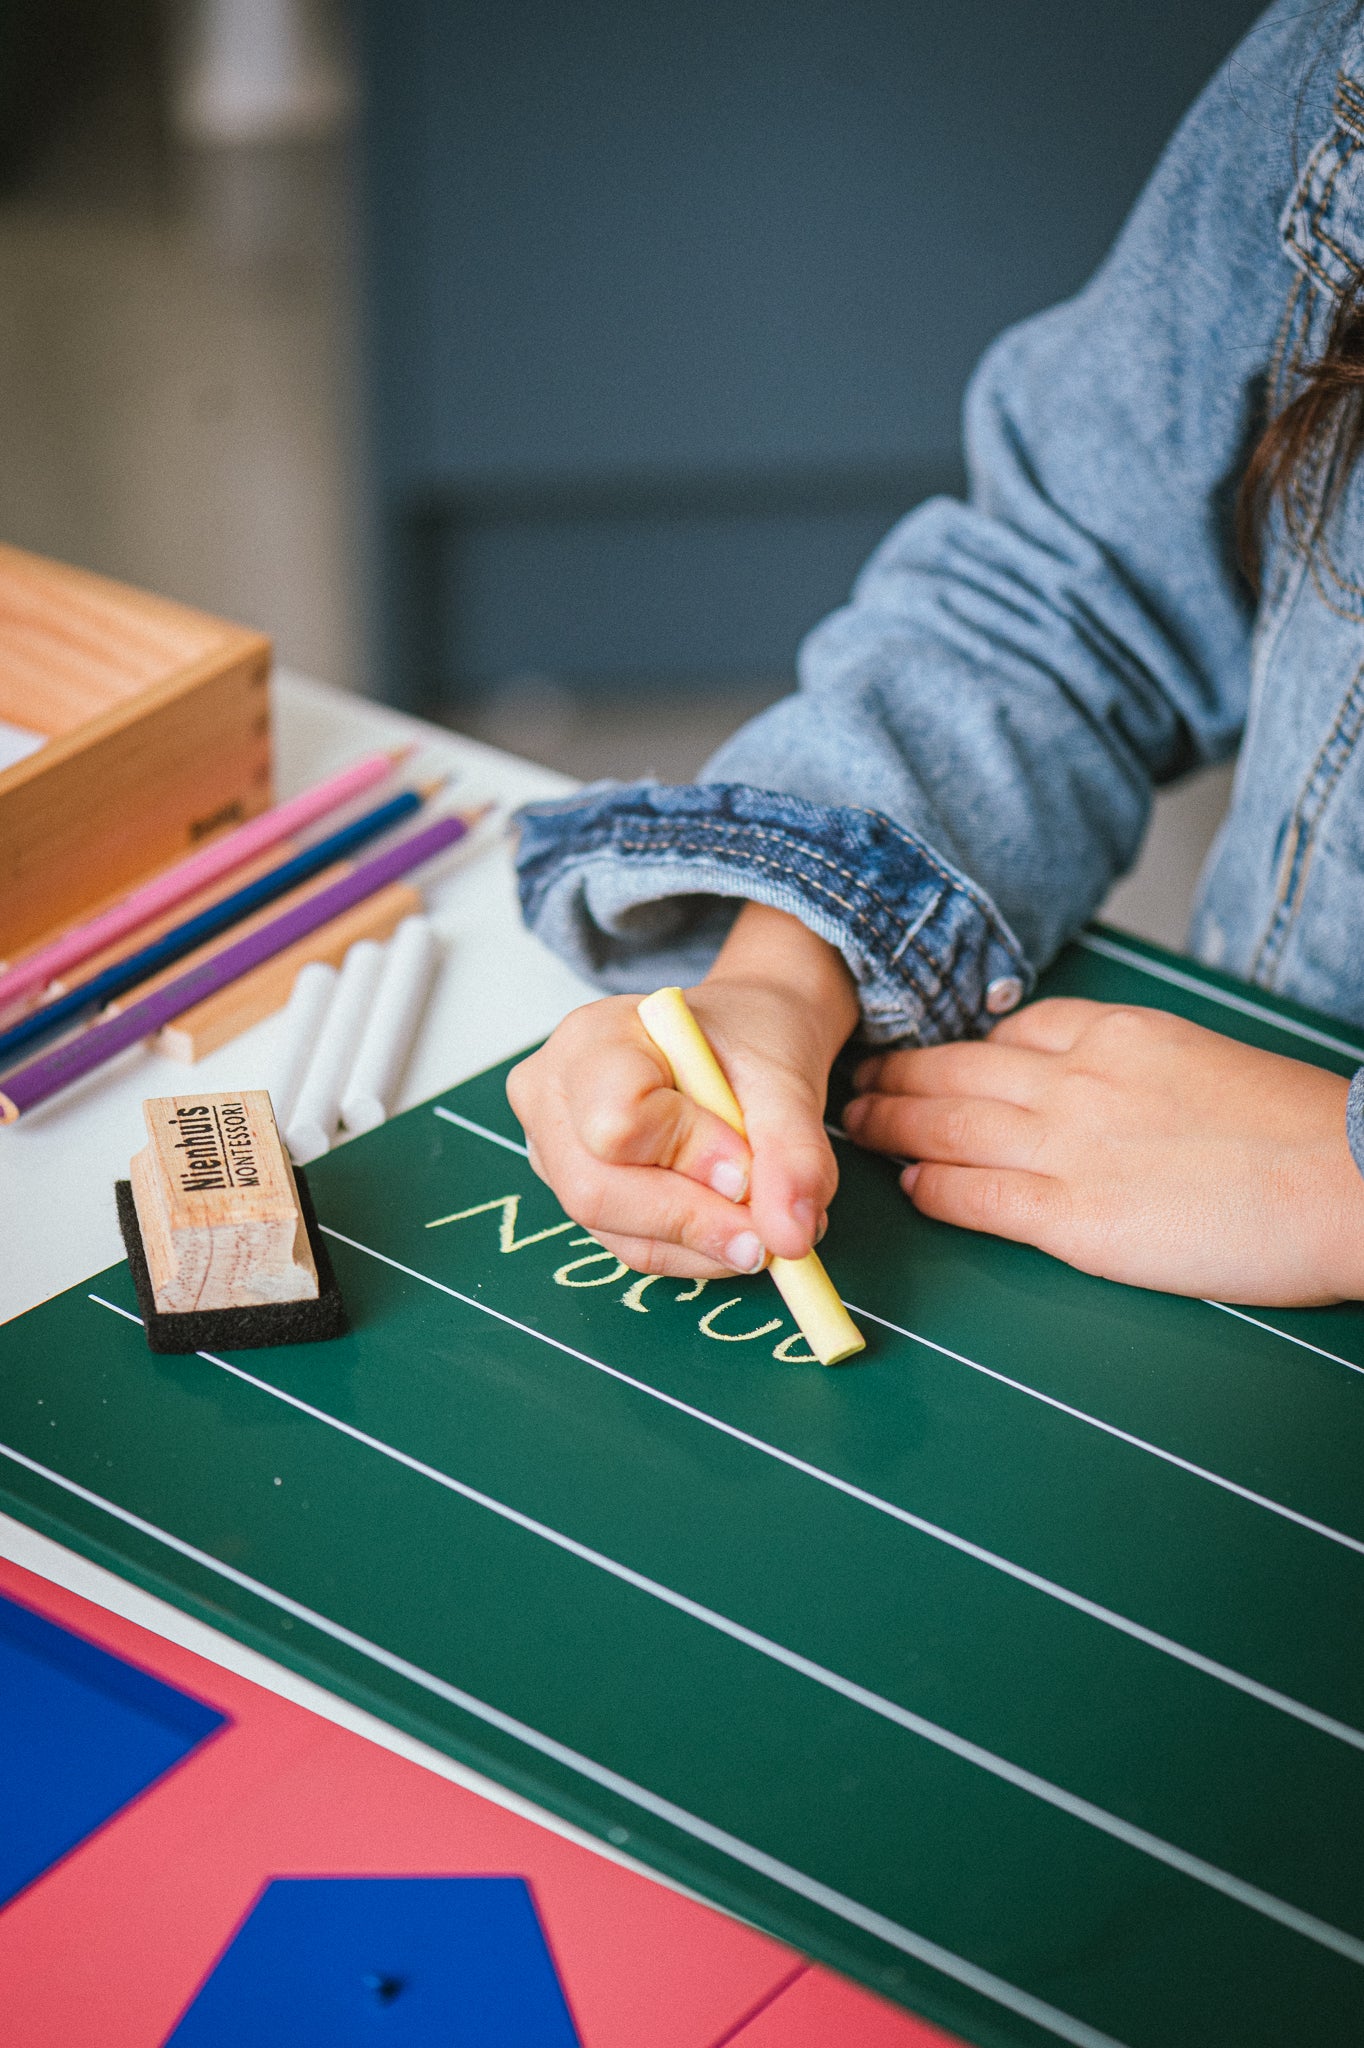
xmin=0 ymin=1591 xmax=226 ymax=1907
xmin=166 ymin=1875 xmax=582 ymax=2046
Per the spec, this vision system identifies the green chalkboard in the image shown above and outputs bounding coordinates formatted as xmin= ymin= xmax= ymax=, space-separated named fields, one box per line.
xmin=1 ymin=925 xmax=1362 ymax=2048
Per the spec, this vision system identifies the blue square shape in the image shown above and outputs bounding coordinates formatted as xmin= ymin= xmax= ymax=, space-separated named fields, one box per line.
xmin=167 ymin=1875 xmax=582 ymax=2046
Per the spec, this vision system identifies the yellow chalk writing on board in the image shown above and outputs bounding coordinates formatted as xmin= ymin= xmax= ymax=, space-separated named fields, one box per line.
xmin=636 ymin=987 xmax=866 ymax=1367
xmin=697 ymin=1297 xmax=784 ymax=1343
xmin=427 ymin=1193 xmax=576 ymax=1255
xmin=554 ymin=1239 xmax=632 ymax=1287
xmin=424 ymin=1187 xmax=828 ymax=1361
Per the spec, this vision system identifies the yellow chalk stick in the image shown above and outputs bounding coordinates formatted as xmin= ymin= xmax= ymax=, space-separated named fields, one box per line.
xmin=636 ymin=985 xmax=865 ymax=1366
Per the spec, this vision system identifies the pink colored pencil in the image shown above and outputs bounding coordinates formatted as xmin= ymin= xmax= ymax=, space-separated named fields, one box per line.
xmin=0 ymin=810 xmax=474 ymax=1122
xmin=0 ymin=748 xmax=411 ymax=1015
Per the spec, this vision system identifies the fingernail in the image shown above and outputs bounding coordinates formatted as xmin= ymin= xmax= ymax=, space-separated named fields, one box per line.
xmin=900 ymin=1163 xmax=921 ymax=1195
xmin=791 ymin=1197 xmax=819 ymax=1246
xmin=816 ymin=1211 xmax=828 ymax=1244
xmin=725 ymin=1231 xmax=766 ymax=1274
xmin=710 ymin=1158 xmax=749 ymax=1203
xmin=842 ymin=1097 xmax=866 ymax=1132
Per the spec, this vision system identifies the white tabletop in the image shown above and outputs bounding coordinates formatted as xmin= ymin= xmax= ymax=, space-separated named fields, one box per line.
xmin=0 ymin=670 xmax=595 ymax=1324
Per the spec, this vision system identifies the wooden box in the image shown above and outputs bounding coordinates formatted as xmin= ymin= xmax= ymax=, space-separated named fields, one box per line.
xmin=0 ymin=546 xmax=273 ymax=963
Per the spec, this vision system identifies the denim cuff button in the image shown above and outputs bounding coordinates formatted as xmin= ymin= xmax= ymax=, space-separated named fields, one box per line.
xmin=985 ymin=975 xmax=1023 ymax=1015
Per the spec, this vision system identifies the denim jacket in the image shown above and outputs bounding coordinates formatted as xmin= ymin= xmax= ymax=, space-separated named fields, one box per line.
xmin=518 ymin=1 xmax=1364 ymax=1058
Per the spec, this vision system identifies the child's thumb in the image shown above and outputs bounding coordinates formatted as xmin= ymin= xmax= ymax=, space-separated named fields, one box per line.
xmin=741 ymin=1067 xmax=839 ymax=1262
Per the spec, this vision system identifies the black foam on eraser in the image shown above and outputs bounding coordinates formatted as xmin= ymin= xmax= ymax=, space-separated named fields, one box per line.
xmin=115 ymin=1166 xmax=348 ymax=1355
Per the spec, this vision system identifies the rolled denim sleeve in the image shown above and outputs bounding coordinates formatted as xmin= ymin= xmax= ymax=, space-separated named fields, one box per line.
xmin=517 ymin=780 xmax=1027 ymax=1044
xmin=516 ymin=0 xmax=1335 ymax=1045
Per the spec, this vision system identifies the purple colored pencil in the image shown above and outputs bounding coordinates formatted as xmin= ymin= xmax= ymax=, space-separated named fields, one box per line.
xmin=0 ymin=812 xmax=473 ymax=1122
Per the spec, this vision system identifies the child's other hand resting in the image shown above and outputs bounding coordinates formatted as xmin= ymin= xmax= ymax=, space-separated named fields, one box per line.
xmin=845 ymin=999 xmax=1364 ymax=1305
xmin=507 ymin=904 xmax=858 ymax=1279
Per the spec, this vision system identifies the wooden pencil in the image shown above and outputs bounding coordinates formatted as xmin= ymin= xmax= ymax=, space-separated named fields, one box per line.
xmin=0 ymin=812 xmax=474 ymax=1122
xmin=0 ymin=746 xmax=411 ymax=1015
xmin=0 ymin=787 xmax=431 ymax=1065
xmin=152 ymin=882 xmax=422 ymax=1064
xmin=45 ymin=843 xmax=301 ymax=994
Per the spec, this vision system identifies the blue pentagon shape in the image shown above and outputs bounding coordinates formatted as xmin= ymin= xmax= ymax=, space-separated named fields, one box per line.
xmin=166 ymin=1874 xmax=582 ymax=2046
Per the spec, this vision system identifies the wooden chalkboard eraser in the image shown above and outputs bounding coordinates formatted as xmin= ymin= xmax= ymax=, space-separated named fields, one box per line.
xmin=118 ymin=1089 xmax=346 ymax=1352
xmin=131 ymin=1089 xmax=317 ymax=1310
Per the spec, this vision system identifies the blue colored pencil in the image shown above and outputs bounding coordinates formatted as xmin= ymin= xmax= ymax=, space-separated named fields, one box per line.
xmin=0 ymin=788 xmax=431 ymax=1068
xmin=0 ymin=812 xmax=474 ymax=1122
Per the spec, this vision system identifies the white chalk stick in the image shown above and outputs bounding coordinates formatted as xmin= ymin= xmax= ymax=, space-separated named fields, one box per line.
xmin=285 ymin=939 xmax=385 ymax=1164
xmin=268 ymin=959 xmax=339 ymax=1132
xmin=339 ymin=915 xmax=439 ymax=1135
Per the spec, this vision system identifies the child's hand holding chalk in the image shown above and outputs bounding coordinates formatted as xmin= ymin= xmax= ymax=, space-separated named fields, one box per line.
xmin=508 ymin=903 xmax=864 ymax=1353
xmin=635 ymin=985 xmax=864 ymax=1363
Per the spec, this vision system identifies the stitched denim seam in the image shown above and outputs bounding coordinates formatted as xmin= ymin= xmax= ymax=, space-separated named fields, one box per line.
xmin=1306 ymin=542 xmax=1364 ymax=618
xmin=1284 ymin=126 xmax=1333 ymax=250
xmin=1268 ymin=269 xmax=1304 ymax=409
xmin=1289 ymin=401 xmax=1364 ymax=607
xmin=1311 ymin=124 xmax=1364 ymax=268
xmin=542 ymin=798 xmax=1013 ymax=944
xmin=1252 ymin=652 xmax=1364 ymax=979
xmin=522 ymin=783 xmax=1019 ymax=1039
xmin=887 ymin=887 xmax=948 ymax=965
xmin=1286 ymin=170 xmax=1346 ymax=291
xmin=1287 ymin=429 xmax=1364 ymax=612
xmin=1315 ymin=217 xmax=1362 ymax=273
xmin=649 ymin=800 xmax=982 ymax=906
xmin=1337 ymin=67 xmax=1364 ymax=134
xmin=834 ymin=799 xmax=1023 ymax=935
xmin=668 ymin=797 xmax=1005 ymax=925
xmin=1311 ymin=112 xmax=1357 ymax=230
xmin=1284 ymin=117 xmax=1361 ymax=291
xmin=634 ymin=817 xmax=905 ymax=910
xmin=1285 ymin=232 xmax=1338 ymax=294
xmin=608 ymin=832 xmax=964 ymax=996
xmin=613 ymin=835 xmax=852 ymax=925
xmin=575 ymin=842 xmax=974 ymax=1038
xmin=1273 ymin=258 xmax=1364 ymax=613
xmin=613 ymin=824 xmax=889 ymax=929
xmin=1243 ymin=534 xmax=1313 ymax=767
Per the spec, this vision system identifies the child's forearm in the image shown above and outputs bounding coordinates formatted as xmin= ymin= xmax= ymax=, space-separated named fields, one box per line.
xmin=703 ymin=902 xmax=859 ymax=1070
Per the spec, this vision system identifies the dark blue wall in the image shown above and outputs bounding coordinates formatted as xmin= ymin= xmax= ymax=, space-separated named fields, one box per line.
xmin=355 ymin=0 xmax=1266 ymax=708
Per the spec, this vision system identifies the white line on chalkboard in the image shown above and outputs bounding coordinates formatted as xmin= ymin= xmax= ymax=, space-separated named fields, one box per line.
xmin=1075 ymin=932 xmax=1364 ymax=1063
xmin=275 ymin=1237 xmax=1364 ymax=1757
xmin=1203 ymin=1300 xmax=1364 ymax=1380
xmin=444 ymin=1087 xmax=1364 ymax=1451
xmin=323 ymin=1196 xmax=1364 ymax=1570
xmin=847 ymin=1303 xmax=1364 ymax=1562
xmin=0 ymin=1430 xmax=1131 ymax=2048
xmin=32 ymin=1316 xmax=1364 ymax=1978
xmin=432 ymin=1106 xmax=529 ymax=1156
xmin=828 ymin=1149 xmax=1364 ymax=1391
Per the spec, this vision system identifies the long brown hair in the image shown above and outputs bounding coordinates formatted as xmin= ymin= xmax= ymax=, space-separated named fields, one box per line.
xmin=1237 ymin=281 xmax=1364 ymax=588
